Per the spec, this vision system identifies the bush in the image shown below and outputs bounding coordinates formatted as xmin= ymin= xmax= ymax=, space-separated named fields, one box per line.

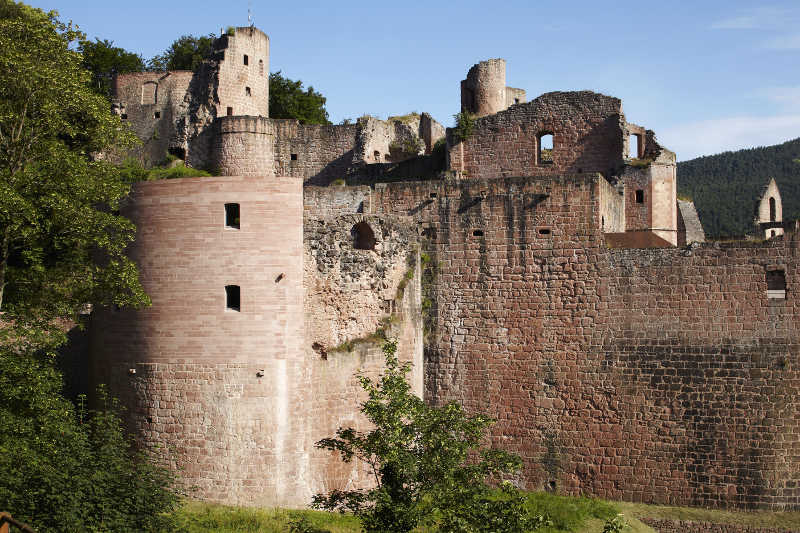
xmin=0 ymin=345 xmax=180 ymax=532
xmin=313 ymin=340 xmax=547 ymax=533
xmin=453 ymin=112 xmax=476 ymax=143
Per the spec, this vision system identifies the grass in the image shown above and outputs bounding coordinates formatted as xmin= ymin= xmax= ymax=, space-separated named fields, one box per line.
xmin=169 ymin=494 xmax=800 ymax=533
xmin=118 ymin=158 xmax=211 ymax=185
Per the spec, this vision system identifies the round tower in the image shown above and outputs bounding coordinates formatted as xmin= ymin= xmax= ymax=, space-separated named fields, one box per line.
xmin=213 ymin=115 xmax=275 ymax=177
xmin=90 ymin=175 xmax=309 ymax=507
xmin=460 ymin=59 xmax=506 ymax=117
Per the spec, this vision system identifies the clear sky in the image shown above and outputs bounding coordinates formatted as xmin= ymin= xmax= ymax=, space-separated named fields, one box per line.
xmin=27 ymin=0 xmax=800 ymax=161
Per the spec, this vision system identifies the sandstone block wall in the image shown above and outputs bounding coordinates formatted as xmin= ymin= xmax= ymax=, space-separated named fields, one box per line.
xmin=214 ymin=27 xmax=269 ymax=118
xmin=448 ymin=91 xmax=626 ymax=179
xmin=641 ymin=519 xmax=798 ymax=533
xmin=366 ymin=175 xmax=800 ymax=510
xmin=272 ymin=120 xmax=358 ymax=185
xmin=214 ymin=116 xmax=275 ymax=176
xmin=91 ymin=176 xmax=309 ymax=506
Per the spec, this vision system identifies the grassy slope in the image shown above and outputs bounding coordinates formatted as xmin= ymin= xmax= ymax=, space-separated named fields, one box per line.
xmin=170 ymin=495 xmax=800 ymax=532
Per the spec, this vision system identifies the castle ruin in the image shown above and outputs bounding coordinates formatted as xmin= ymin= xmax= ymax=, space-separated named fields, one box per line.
xmin=92 ymin=27 xmax=800 ymax=510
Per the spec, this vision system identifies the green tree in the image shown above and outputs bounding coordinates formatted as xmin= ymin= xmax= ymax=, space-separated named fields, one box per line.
xmin=0 ymin=343 xmax=180 ymax=532
xmin=0 ymin=0 xmax=148 ymax=343
xmin=270 ymin=71 xmax=330 ymax=125
xmin=79 ymin=38 xmax=145 ymax=99
xmin=148 ymin=34 xmax=215 ymax=72
xmin=313 ymin=340 xmax=545 ymax=533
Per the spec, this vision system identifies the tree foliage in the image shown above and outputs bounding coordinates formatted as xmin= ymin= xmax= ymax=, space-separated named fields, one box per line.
xmin=313 ymin=341 xmax=546 ymax=533
xmin=148 ymin=34 xmax=215 ymax=72
xmin=0 ymin=344 xmax=180 ymax=532
xmin=677 ymin=137 xmax=800 ymax=238
xmin=269 ymin=71 xmax=330 ymax=125
xmin=79 ymin=38 xmax=145 ymax=99
xmin=0 ymin=0 xmax=149 ymax=343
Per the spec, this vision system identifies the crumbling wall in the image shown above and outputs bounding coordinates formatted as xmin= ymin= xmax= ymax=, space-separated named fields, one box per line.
xmin=303 ymin=185 xmax=371 ymax=218
xmin=90 ymin=175 xmax=309 ymax=507
xmin=599 ymin=175 xmax=625 ymax=232
xmin=303 ymin=209 xmax=423 ymax=497
xmin=677 ymin=200 xmax=706 ymax=245
xmin=112 ymin=71 xmax=195 ymax=165
xmin=505 ymin=86 xmax=527 ymax=108
xmin=448 ymin=91 xmax=626 ymax=179
xmin=755 ymin=178 xmax=784 ymax=239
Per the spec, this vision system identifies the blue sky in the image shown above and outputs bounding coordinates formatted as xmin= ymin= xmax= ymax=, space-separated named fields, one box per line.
xmin=29 ymin=0 xmax=800 ymax=161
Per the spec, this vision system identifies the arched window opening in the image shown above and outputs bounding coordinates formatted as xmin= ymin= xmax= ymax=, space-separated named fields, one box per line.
xmin=770 ymin=197 xmax=776 ymax=222
xmin=538 ymin=132 xmax=554 ymax=165
xmin=352 ymin=222 xmax=376 ymax=250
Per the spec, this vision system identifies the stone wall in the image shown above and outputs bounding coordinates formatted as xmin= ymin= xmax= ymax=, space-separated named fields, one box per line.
xmin=367 ymin=175 xmax=800 ymax=510
xmin=214 ymin=116 xmax=275 ymax=177
xmin=641 ymin=519 xmax=798 ymax=533
xmin=599 ymin=174 xmax=625 ymax=232
xmin=112 ymin=71 xmax=195 ymax=165
xmin=91 ymin=175 xmax=308 ymax=507
xmin=272 ymin=120 xmax=358 ymax=185
xmin=303 ymin=208 xmax=424 ymax=498
xmin=461 ymin=59 xmax=508 ymax=118
xmin=448 ymin=91 xmax=626 ymax=179
xmin=214 ymin=27 xmax=269 ymax=118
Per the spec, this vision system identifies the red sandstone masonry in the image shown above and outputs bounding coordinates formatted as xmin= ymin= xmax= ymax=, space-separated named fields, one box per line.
xmin=369 ymin=176 xmax=800 ymax=510
xmin=92 ymin=175 xmax=308 ymax=507
xmin=641 ymin=518 xmax=799 ymax=533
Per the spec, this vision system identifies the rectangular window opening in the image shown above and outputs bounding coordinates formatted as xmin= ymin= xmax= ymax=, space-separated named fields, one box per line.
xmin=472 ymin=229 xmax=484 ymax=237
xmin=538 ymin=228 xmax=551 ymax=235
xmin=430 ymin=192 xmax=438 ymax=198
xmin=225 ymin=285 xmax=241 ymax=311
xmin=225 ymin=203 xmax=240 ymax=229
xmin=635 ymin=189 xmax=644 ymax=204
xmin=154 ymin=111 xmax=161 ymax=119
xmin=630 ymin=133 xmax=641 ymax=159
xmin=290 ymin=153 xmax=298 ymax=161
xmin=121 ymin=114 xmax=128 ymax=120
xmin=245 ymin=87 xmax=251 ymax=97
xmin=243 ymin=54 xmax=249 ymax=65
xmin=226 ymin=106 xmax=233 ymax=116
xmin=767 ymin=269 xmax=786 ymax=299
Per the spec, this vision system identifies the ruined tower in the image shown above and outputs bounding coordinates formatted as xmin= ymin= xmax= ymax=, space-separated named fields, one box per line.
xmin=460 ymin=59 xmax=526 ymax=118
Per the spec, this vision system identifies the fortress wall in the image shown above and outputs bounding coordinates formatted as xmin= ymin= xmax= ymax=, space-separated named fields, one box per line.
xmin=368 ymin=176 xmax=800 ymax=510
xmin=449 ymin=91 xmax=625 ymax=179
xmin=461 ymin=59 xmax=507 ymax=117
xmin=112 ymin=71 xmax=194 ymax=165
xmin=215 ymin=27 xmax=269 ymax=118
xmin=304 ymin=185 xmax=372 ymax=218
xmin=214 ymin=116 xmax=275 ymax=176
xmin=603 ymin=241 xmax=800 ymax=509
xmin=271 ymin=120 xmax=358 ymax=185
xmin=303 ymin=213 xmax=423 ymax=496
xmin=91 ymin=176 xmax=310 ymax=507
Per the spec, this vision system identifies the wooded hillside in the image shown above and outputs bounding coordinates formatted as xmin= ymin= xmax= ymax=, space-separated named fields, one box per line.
xmin=677 ymin=137 xmax=800 ymax=238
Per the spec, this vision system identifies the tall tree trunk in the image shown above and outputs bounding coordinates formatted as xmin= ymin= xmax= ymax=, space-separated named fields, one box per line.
xmin=0 ymin=226 xmax=9 ymax=312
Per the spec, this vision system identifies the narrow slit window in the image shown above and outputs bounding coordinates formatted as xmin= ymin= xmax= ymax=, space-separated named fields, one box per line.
xmin=226 ymin=107 xmax=233 ymax=116
xmin=538 ymin=132 xmax=554 ymax=165
xmin=225 ymin=285 xmax=241 ymax=311
xmin=635 ymin=189 xmax=644 ymax=204
xmin=243 ymin=54 xmax=249 ymax=65
xmin=767 ymin=269 xmax=786 ymax=299
xmin=538 ymin=228 xmax=551 ymax=235
xmin=770 ymin=197 xmax=776 ymax=222
xmin=245 ymin=87 xmax=251 ymax=97
xmin=259 ymin=59 xmax=264 ymax=76
xmin=225 ymin=203 xmax=240 ymax=229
